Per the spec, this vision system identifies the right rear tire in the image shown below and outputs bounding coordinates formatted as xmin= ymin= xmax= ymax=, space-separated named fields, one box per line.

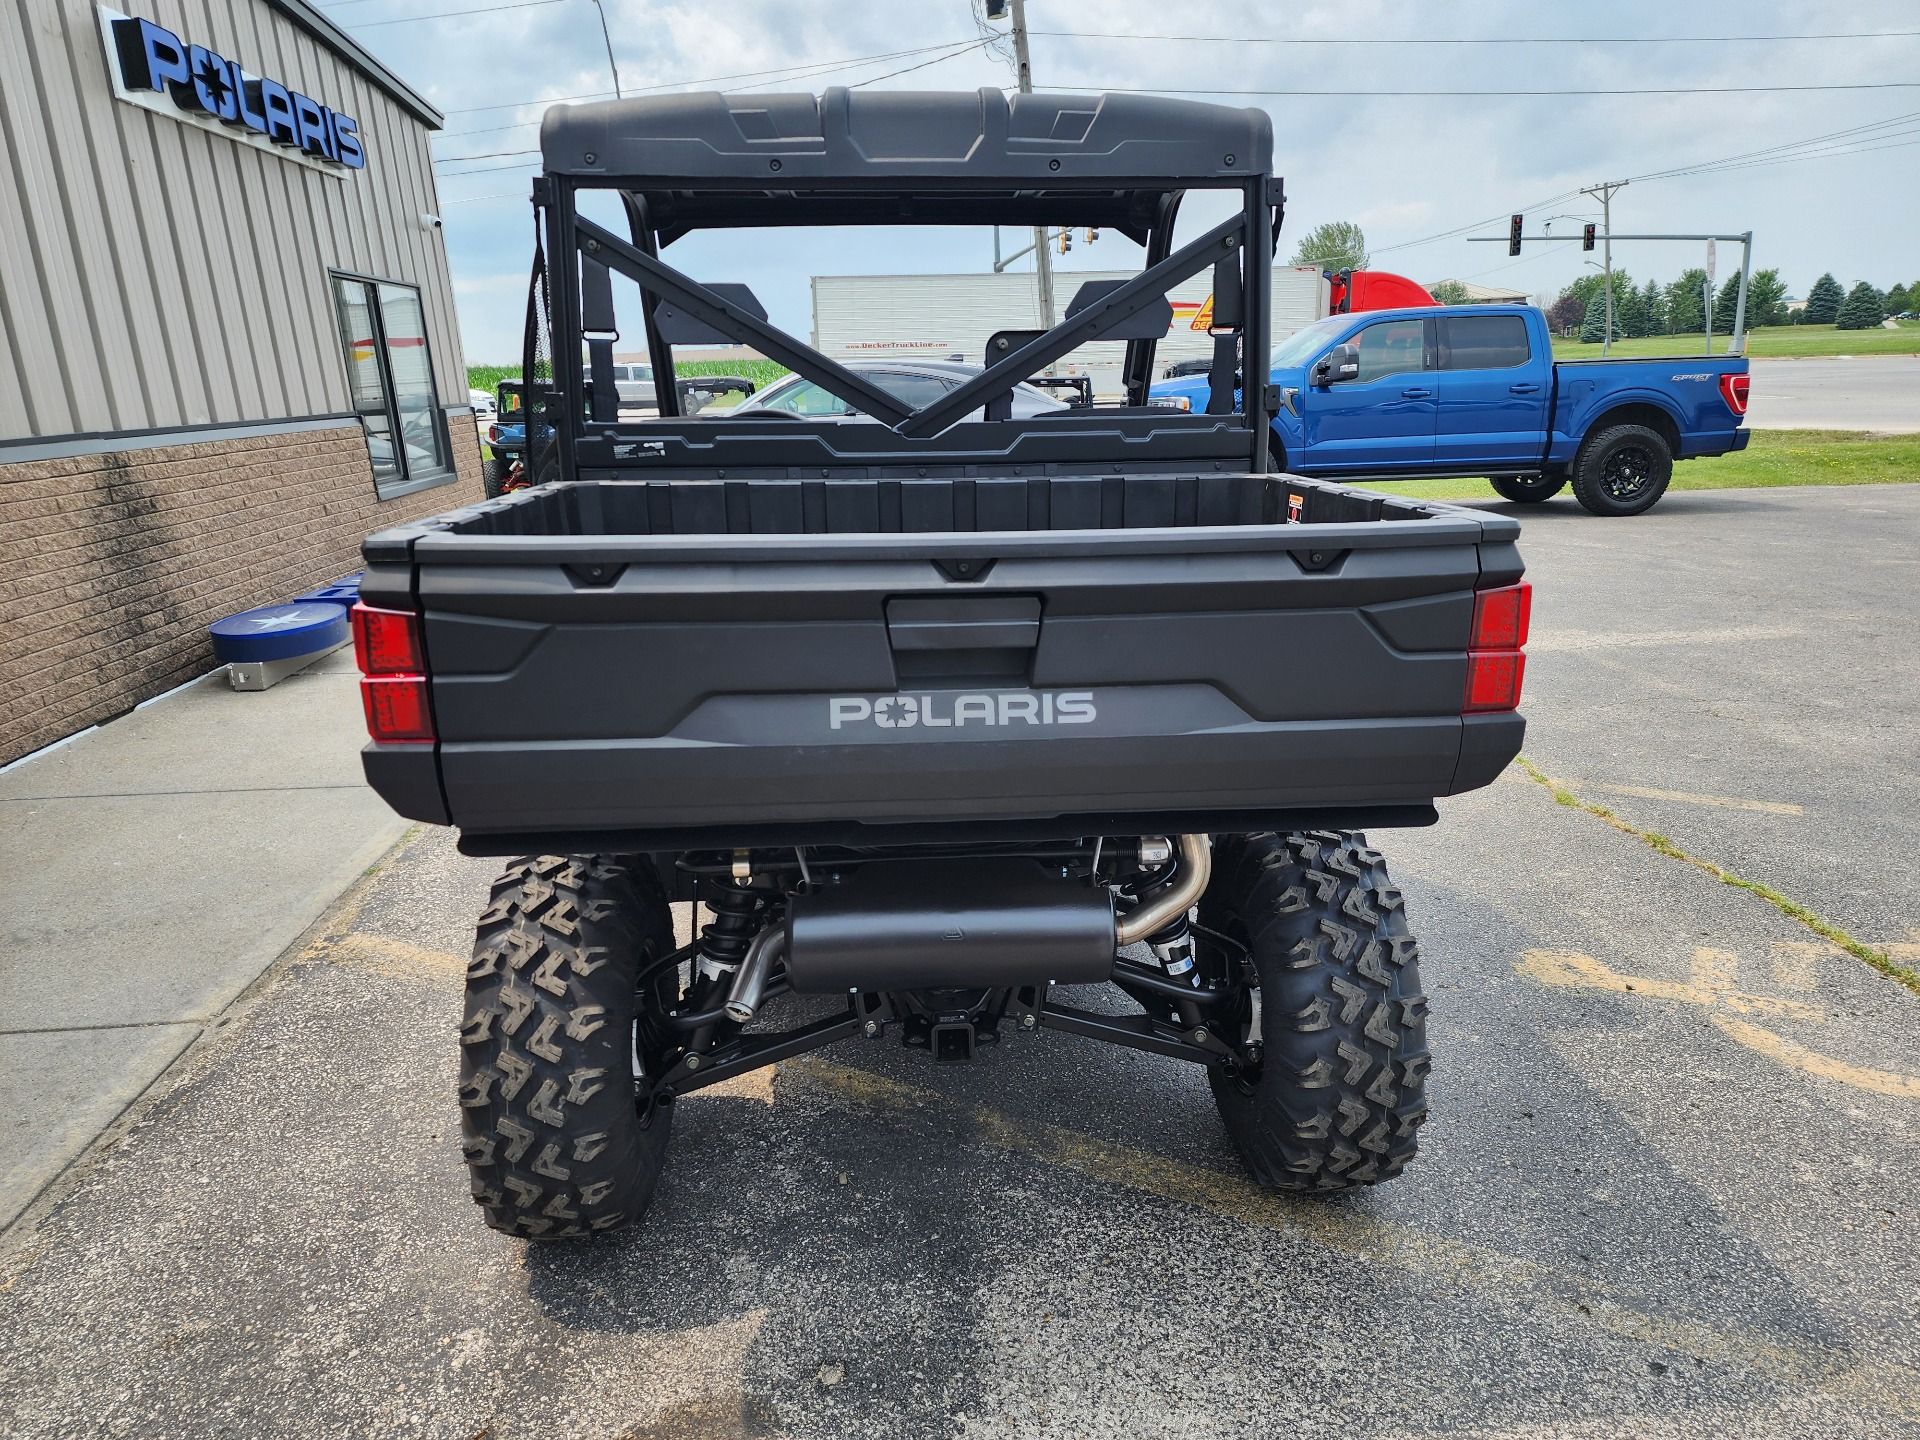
xmin=1202 ymin=831 xmax=1431 ymax=1191
xmin=459 ymin=854 xmax=676 ymax=1238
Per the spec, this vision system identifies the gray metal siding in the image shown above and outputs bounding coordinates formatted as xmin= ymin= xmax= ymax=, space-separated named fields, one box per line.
xmin=0 ymin=0 xmax=466 ymax=443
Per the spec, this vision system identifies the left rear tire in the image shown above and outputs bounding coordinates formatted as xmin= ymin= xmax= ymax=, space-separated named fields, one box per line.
xmin=459 ymin=854 xmax=676 ymax=1238
xmin=1488 ymin=474 xmax=1566 ymax=504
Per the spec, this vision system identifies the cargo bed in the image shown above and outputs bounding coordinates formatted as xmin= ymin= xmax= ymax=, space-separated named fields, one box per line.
xmin=359 ymin=472 xmax=1525 ymax=853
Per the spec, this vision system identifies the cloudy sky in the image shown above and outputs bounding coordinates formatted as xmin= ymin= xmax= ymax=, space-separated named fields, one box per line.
xmin=324 ymin=0 xmax=1920 ymax=363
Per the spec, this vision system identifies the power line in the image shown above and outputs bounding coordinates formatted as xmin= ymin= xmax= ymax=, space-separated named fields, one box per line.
xmin=1032 ymin=27 xmax=1920 ymax=45
xmin=1054 ymin=82 xmax=1920 ymax=97
xmin=347 ymin=0 xmax=566 ymax=27
xmin=434 ymin=38 xmax=995 ymax=171
xmin=433 ymin=39 xmax=985 ymax=120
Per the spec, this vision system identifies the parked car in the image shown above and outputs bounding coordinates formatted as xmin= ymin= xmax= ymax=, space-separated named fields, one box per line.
xmin=734 ymin=359 xmax=1067 ymax=420
xmin=353 ymin=88 xmax=1529 ymax=1240
xmin=468 ymin=388 xmax=496 ymax=420
xmin=1152 ymin=304 xmax=1751 ymax=516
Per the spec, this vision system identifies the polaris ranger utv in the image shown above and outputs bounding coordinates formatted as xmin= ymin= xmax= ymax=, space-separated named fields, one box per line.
xmin=353 ymin=89 xmax=1531 ymax=1237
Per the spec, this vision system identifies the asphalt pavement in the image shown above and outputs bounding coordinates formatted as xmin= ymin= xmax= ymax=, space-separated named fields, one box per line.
xmin=2 ymin=486 xmax=1917 ymax=1439
xmin=1745 ymin=355 xmax=1920 ymax=433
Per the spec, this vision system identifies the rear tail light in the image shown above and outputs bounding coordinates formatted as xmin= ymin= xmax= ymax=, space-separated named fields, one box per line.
xmin=350 ymin=602 xmax=433 ymax=742
xmin=359 ymin=675 xmax=435 ymax=743
xmin=1465 ymin=580 xmax=1530 ymax=713
xmin=487 ymin=423 xmax=502 ymax=443
xmin=350 ymin=602 xmax=423 ymax=674
xmin=1718 ymin=372 xmax=1750 ymax=416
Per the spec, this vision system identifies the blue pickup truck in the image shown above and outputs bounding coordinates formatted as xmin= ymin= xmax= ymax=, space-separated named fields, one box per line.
xmin=1152 ymin=304 xmax=1751 ymax=516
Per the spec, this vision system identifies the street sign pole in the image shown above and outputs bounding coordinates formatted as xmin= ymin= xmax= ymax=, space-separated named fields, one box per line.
xmin=1008 ymin=0 xmax=1056 ymax=329
xmin=1580 ymin=180 xmax=1628 ymax=357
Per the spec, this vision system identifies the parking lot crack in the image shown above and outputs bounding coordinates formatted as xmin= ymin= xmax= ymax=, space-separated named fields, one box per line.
xmin=1512 ymin=756 xmax=1920 ymax=998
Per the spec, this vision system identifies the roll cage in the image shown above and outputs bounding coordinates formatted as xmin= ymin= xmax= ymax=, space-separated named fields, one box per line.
xmin=523 ymin=88 xmax=1283 ymax=477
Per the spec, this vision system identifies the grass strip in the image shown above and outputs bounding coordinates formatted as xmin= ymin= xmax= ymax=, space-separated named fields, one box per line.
xmin=1513 ymin=756 xmax=1920 ymax=997
xmin=1385 ymin=429 xmax=1920 ymax=502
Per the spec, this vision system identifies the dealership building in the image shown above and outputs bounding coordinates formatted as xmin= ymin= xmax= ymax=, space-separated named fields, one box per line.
xmin=0 ymin=0 xmax=482 ymax=764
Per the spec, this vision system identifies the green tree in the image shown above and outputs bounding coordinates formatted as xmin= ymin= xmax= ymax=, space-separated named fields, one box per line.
xmin=1664 ymin=268 xmax=1709 ymax=333
xmin=1615 ymin=281 xmax=1649 ymax=338
xmin=1716 ymin=268 xmax=1787 ymax=330
xmin=1835 ymin=282 xmax=1886 ymax=330
xmin=1290 ymin=220 xmax=1368 ymax=272
xmin=1886 ymin=281 xmax=1911 ymax=315
xmin=1712 ymin=274 xmax=1742 ymax=330
xmin=1640 ymin=278 xmax=1666 ymax=335
xmin=1578 ymin=293 xmax=1621 ymax=343
xmin=1427 ymin=279 xmax=1471 ymax=305
xmin=1803 ymin=272 xmax=1844 ymax=325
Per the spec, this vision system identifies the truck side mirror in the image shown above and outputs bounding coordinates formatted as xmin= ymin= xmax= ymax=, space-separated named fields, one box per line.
xmin=1312 ymin=344 xmax=1360 ymax=386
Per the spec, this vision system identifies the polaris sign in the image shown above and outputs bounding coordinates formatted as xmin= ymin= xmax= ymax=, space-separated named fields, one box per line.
xmin=97 ymin=8 xmax=365 ymax=176
xmin=830 ymin=692 xmax=1097 ymax=731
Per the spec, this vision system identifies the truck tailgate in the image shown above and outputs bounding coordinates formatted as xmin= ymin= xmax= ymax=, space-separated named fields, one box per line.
xmin=360 ymin=474 xmax=1526 ymax=849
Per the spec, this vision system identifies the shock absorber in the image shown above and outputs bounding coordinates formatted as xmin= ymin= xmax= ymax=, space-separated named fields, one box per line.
xmin=1150 ymin=914 xmax=1199 ymax=986
xmin=697 ymin=877 xmax=766 ymax=981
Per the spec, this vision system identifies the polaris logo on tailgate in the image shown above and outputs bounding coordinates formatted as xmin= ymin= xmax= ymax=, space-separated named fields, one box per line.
xmin=830 ymin=691 xmax=1096 ymax=730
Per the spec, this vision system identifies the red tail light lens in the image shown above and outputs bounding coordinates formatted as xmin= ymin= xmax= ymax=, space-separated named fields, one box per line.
xmin=1465 ymin=651 xmax=1527 ymax=712
xmin=1718 ymin=372 xmax=1750 ymax=416
xmin=350 ymin=603 xmax=431 ymax=742
xmin=1471 ymin=581 xmax=1532 ymax=650
xmin=359 ymin=675 xmax=434 ymax=743
xmin=350 ymin=602 xmax=423 ymax=675
xmin=1465 ymin=580 xmax=1530 ymax=713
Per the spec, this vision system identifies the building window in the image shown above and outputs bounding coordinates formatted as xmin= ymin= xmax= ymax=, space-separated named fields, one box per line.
xmin=329 ymin=273 xmax=453 ymax=499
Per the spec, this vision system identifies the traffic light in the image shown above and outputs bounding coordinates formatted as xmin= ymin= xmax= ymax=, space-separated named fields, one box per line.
xmin=1058 ymin=228 xmax=1071 ymax=255
xmin=1508 ymin=214 xmax=1523 ymax=257
xmin=1582 ymin=223 xmax=1597 ymax=252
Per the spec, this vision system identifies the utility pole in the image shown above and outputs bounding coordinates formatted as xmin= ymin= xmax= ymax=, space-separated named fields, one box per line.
xmin=1007 ymin=0 xmax=1056 ymax=327
xmin=1580 ymin=180 xmax=1627 ymax=356
xmin=589 ymin=0 xmax=624 ymax=99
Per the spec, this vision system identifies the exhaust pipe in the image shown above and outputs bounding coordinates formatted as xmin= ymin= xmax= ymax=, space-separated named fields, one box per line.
xmin=1113 ymin=834 xmax=1210 ymax=945
xmin=723 ymin=922 xmax=786 ymax=1023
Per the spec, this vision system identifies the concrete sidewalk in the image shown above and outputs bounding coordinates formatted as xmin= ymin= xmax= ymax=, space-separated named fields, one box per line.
xmin=0 ymin=650 xmax=405 ymax=1227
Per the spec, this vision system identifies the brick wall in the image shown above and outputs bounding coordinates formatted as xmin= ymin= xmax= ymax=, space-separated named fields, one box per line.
xmin=0 ymin=418 xmax=483 ymax=765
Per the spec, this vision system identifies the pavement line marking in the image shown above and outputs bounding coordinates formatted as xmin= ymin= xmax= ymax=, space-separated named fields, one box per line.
xmin=321 ymin=932 xmax=466 ymax=981
xmin=1520 ymin=947 xmax=1920 ymax=1102
xmin=1710 ymin=1015 xmax=1920 ymax=1101
xmin=788 ymin=1058 xmax=1920 ymax=1420
xmin=1561 ymin=778 xmax=1803 ymax=816
xmin=1518 ymin=948 xmax=1823 ymax=1023
xmin=1513 ymin=756 xmax=1920 ymax=997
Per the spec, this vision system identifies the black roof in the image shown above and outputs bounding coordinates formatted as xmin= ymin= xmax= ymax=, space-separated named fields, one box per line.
xmin=539 ymin=87 xmax=1271 ymax=189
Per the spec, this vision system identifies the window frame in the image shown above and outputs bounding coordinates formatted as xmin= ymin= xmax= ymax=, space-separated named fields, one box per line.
xmin=328 ymin=269 xmax=458 ymax=501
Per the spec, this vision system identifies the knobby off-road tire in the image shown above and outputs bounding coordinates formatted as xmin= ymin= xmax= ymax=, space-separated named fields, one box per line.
xmin=1488 ymin=474 xmax=1567 ymax=504
xmin=459 ymin=854 xmax=675 ymax=1238
xmin=1202 ymin=832 xmax=1430 ymax=1191
xmin=1570 ymin=422 xmax=1673 ymax=517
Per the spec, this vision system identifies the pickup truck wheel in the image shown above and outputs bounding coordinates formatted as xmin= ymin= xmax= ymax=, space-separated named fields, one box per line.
xmin=1488 ymin=474 xmax=1566 ymax=504
xmin=1201 ymin=831 xmax=1430 ymax=1191
xmin=459 ymin=854 xmax=676 ymax=1238
xmin=1571 ymin=423 xmax=1673 ymax=516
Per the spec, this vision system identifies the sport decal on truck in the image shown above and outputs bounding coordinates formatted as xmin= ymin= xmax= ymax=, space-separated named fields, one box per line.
xmin=830 ymin=692 xmax=1096 ymax=731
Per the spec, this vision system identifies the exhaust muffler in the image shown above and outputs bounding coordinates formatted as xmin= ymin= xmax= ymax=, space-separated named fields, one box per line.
xmin=721 ymin=838 xmax=1211 ymax=1017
